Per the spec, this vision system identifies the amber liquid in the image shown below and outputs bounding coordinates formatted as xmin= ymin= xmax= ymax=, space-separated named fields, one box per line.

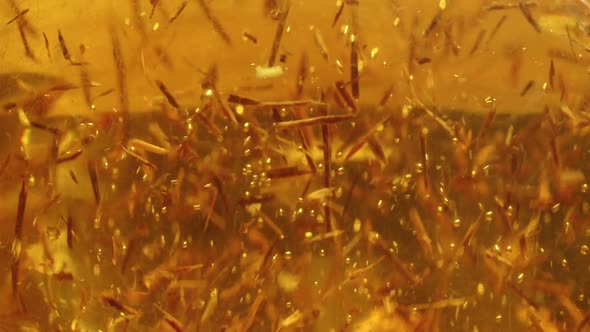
xmin=1 ymin=1 xmax=590 ymax=331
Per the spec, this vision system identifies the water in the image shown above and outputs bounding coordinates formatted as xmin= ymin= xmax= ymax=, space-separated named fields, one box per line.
xmin=2 ymin=1 xmax=590 ymax=331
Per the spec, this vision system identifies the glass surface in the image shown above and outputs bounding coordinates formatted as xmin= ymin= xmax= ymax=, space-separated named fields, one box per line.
xmin=1 ymin=1 xmax=590 ymax=331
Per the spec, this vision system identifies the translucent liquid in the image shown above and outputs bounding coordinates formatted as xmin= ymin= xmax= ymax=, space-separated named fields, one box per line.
xmin=1 ymin=1 xmax=590 ymax=331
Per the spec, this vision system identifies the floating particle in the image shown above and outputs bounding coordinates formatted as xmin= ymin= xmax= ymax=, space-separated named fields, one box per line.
xmin=279 ymin=53 xmax=288 ymax=63
xmin=169 ymin=1 xmax=188 ymax=23
xmin=56 ymin=149 xmax=83 ymax=164
xmin=128 ymin=138 xmax=168 ymax=155
xmin=154 ymin=305 xmax=183 ymax=332
xmin=306 ymin=187 xmax=335 ymax=202
xmin=367 ymin=136 xmax=385 ymax=163
xmin=201 ymin=288 xmax=219 ymax=323
xmin=267 ymin=166 xmax=313 ymax=179
xmin=335 ymin=80 xmax=357 ymax=112
xmin=476 ymin=106 xmax=496 ymax=145
xmin=477 ymin=283 xmax=485 ymax=296
xmin=409 ymin=207 xmax=433 ymax=258
xmin=268 ymin=1 xmax=290 ymax=66
xmin=42 ymin=32 xmax=50 ymax=58
xmin=14 ymin=179 xmax=27 ymax=243
xmin=469 ymin=29 xmax=487 ymax=55
xmin=95 ymin=88 xmax=114 ymax=99
xmin=295 ymin=53 xmax=308 ymax=98
xmin=0 ymin=155 xmax=9 ymax=177
xmin=255 ymin=65 xmax=284 ymax=79
xmin=332 ymin=1 xmax=344 ymax=27
xmin=368 ymin=47 xmax=378 ymax=59
xmin=101 ymin=295 xmax=137 ymax=315
xmin=416 ymin=57 xmax=431 ymax=65
xmin=350 ymin=40 xmax=359 ymax=99
xmin=87 ymin=161 xmax=100 ymax=205
xmin=227 ymin=94 xmax=260 ymax=105
xmin=419 ymin=129 xmax=428 ymax=189
xmin=375 ymin=239 xmax=419 ymax=284
xmin=57 ymin=29 xmax=72 ymax=63
xmin=520 ymin=80 xmax=535 ymax=96
xmin=348 ymin=256 xmax=385 ymax=282
xmin=566 ymin=25 xmax=577 ymax=60
xmin=17 ymin=21 xmax=35 ymax=60
xmin=378 ymin=85 xmax=394 ymax=108
xmin=314 ymin=27 xmax=329 ymax=61
xmin=578 ymin=313 xmax=590 ymax=332
xmin=322 ymin=120 xmax=332 ymax=232
xmin=274 ymin=114 xmax=355 ymax=130
xmin=66 ymin=215 xmax=73 ymax=249
xmin=280 ymin=310 xmax=303 ymax=328
xmin=6 ymin=8 xmax=29 ymax=25
xmin=424 ymin=11 xmax=442 ymax=37
xmin=110 ymin=27 xmax=129 ymax=140
xmin=12 ymin=179 xmax=27 ymax=296
xmin=53 ymin=271 xmax=74 ymax=281
xmin=487 ymin=15 xmax=507 ymax=45
xmin=242 ymin=31 xmax=258 ymax=43
xmin=342 ymin=175 xmax=358 ymax=216
xmin=78 ymin=45 xmax=93 ymax=108
xmin=242 ymin=291 xmax=264 ymax=331
xmin=197 ymin=0 xmax=232 ymax=45
xmin=149 ymin=0 xmax=160 ymax=19
xmin=353 ymin=218 xmax=361 ymax=232
xmin=519 ymin=1 xmax=541 ymax=33
xmin=277 ymin=271 xmax=300 ymax=292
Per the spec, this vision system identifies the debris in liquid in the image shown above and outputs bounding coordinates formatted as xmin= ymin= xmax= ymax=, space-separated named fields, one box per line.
xmin=110 ymin=26 xmax=129 ymax=141
xmin=255 ymin=65 xmax=284 ymax=79
xmin=169 ymin=1 xmax=188 ymax=23
xmin=0 ymin=155 xmax=11 ymax=177
xmin=519 ymin=1 xmax=541 ymax=33
xmin=335 ymin=80 xmax=357 ymax=112
xmin=17 ymin=22 xmax=35 ymax=60
xmin=322 ymin=121 xmax=333 ymax=232
xmin=56 ymin=149 xmax=83 ymax=164
xmin=520 ymin=80 xmax=535 ymax=96
xmin=416 ymin=57 xmax=432 ymax=65
xmin=68 ymin=169 xmax=78 ymax=184
xmin=58 ymin=29 xmax=72 ymax=63
xmin=242 ymin=31 xmax=258 ymax=44
xmin=1 ymin=2 xmax=590 ymax=331
xmin=350 ymin=40 xmax=360 ymax=100
xmin=314 ymin=27 xmax=329 ymax=61
xmin=149 ymin=0 xmax=160 ymax=19
xmin=42 ymin=32 xmax=51 ymax=58
xmin=156 ymin=80 xmax=181 ymax=109
xmin=470 ymin=29 xmax=487 ymax=55
xmin=12 ymin=179 xmax=27 ymax=297
xmin=101 ymin=295 xmax=138 ymax=315
xmin=274 ymin=114 xmax=355 ymax=130
xmin=78 ymin=44 xmax=93 ymax=108
xmin=549 ymin=59 xmax=555 ymax=89
xmin=197 ymin=0 xmax=232 ymax=45
xmin=424 ymin=11 xmax=442 ymax=37
xmin=6 ymin=8 xmax=29 ymax=25
xmin=487 ymin=15 xmax=507 ymax=45
xmin=332 ymin=2 xmax=345 ymax=27
xmin=268 ymin=0 xmax=290 ymax=67
xmin=87 ymin=160 xmax=100 ymax=205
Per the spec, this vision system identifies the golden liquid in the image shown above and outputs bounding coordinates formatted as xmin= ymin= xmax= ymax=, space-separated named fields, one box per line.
xmin=1 ymin=1 xmax=590 ymax=331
